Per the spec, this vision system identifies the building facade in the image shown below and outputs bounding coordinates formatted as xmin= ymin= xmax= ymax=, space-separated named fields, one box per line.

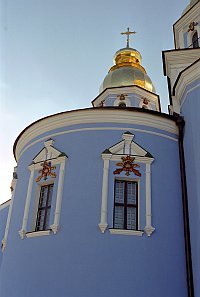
xmin=0 ymin=1 xmax=199 ymax=296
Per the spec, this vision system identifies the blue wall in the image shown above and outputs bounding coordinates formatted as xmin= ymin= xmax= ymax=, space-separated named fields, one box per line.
xmin=0 ymin=203 xmax=10 ymax=268
xmin=181 ymin=79 xmax=200 ymax=296
xmin=0 ymin=116 xmax=187 ymax=297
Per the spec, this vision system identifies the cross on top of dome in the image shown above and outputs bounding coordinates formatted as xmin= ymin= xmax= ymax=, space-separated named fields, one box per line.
xmin=121 ymin=27 xmax=137 ymax=48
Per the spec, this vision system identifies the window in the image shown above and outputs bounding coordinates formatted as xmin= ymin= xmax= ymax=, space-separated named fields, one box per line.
xmin=19 ymin=139 xmax=68 ymax=239
xmin=118 ymin=102 xmax=126 ymax=108
xmin=114 ymin=180 xmax=138 ymax=230
xmin=35 ymin=184 xmax=54 ymax=231
xmin=192 ymin=31 xmax=199 ymax=48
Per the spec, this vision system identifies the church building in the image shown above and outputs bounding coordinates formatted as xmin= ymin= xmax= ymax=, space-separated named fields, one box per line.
xmin=0 ymin=1 xmax=199 ymax=296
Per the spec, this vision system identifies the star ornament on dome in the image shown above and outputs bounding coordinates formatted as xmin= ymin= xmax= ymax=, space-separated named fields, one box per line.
xmin=121 ymin=27 xmax=137 ymax=48
xmin=36 ymin=160 xmax=56 ymax=182
xmin=113 ymin=155 xmax=141 ymax=176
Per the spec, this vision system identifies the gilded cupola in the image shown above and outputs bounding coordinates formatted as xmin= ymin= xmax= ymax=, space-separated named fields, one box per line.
xmin=100 ymin=28 xmax=155 ymax=93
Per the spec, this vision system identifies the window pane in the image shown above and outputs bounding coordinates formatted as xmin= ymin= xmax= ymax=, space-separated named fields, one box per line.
xmin=47 ymin=185 xmax=53 ymax=207
xmin=127 ymin=182 xmax=137 ymax=204
xmin=127 ymin=207 xmax=137 ymax=230
xmin=115 ymin=181 xmax=125 ymax=203
xmin=44 ymin=208 xmax=51 ymax=229
xmin=192 ymin=32 xmax=199 ymax=48
xmin=114 ymin=206 xmax=124 ymax=229
xmin=35 ymin=184 xmax=53 ymax=231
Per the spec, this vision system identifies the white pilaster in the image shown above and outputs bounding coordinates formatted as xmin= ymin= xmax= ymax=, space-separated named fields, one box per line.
xmin=51 ymin=157 xmax=66 ymax=234
xmin=19 ymin=165 xmax=34 ymax=239
xmin=99 ymin=154 xmax=111 ymax=233
xmin=144 ymin=162 xmax=155 ymax=236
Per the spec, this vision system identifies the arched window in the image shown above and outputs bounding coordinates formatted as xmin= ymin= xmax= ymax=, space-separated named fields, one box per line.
xmin=192 ymin=31 xmax=199 ymax=48
xmin=118 ymin=102 xmax=126 ymax=108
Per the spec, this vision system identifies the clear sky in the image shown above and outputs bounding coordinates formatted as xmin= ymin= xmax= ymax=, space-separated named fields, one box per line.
xmin=0 ymin=0 xmax=189 ymax=204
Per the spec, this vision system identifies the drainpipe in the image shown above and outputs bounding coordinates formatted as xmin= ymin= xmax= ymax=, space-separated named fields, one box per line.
xmin=175 ymin=114 xmax=194 ymax=297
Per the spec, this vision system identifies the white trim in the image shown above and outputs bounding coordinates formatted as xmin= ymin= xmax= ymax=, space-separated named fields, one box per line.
xmin=19 ymin=142 xmax=67 ymax=239
xmin=18 ymin=127 xmax=178 ymax=161
xmin=109 ymin=229 xmax=144 ymax=236
xmin=99 ymin=155 xmax=112 ymax=233
xmin=15 ymin=109 xmax=178 ymax=161
xmin=99 ymin=133 xmax=155 ymax=236
xmin=163 ymin=49 xmax=200 ymax=96
xmin=144 ymin=162 xmax=155 ymax=236
xmin=50 ymin=158 xmax=66 ymax=234
xmin=19 ymin=167 xmax=34 ymax=239
xmin=174 ymin=60 xmax=200 ymax=108
xmin=26 ymin=230 xmax=51 ymax=238
xmin=92 ymin=85 xmax=160 ymax=111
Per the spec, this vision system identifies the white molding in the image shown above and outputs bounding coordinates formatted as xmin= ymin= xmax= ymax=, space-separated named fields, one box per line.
xmin=174 ymin=60 xmax=200 ymax=107
xmin=92 ymin=85 xmax=159 ymax=109
xmin=15 ymin=109 xmax=178 ymax=161
xmin=19 ymin=167 xmax=35 ymax=239
xmin=18 ymin=127 xmax=178 ymax=161
xmin=26 ymin=230 xmax=51 ymax=238
xmin=50 ymin=157 xmax=66 ymax=234
xmin=144 ymin=163 xmax=155 ymax=236
xmin=100 ymin=133 xmax=155 ymax=236
xmin=19 ymin=142 xmax=67 ymax=239
xmin=109 ymin=229 xmax=144 ymax=236
xmin=163 ymin=49 xmax=200 ymax=94
xmin=99 ymin=155 xmax=111 ymax=233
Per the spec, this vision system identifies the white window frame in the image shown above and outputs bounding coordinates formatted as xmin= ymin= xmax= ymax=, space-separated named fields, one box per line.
xmin=19 ymin=140 xmax=67 ymax=239
xmin=99 ymin=132 xmax=155 ymax=236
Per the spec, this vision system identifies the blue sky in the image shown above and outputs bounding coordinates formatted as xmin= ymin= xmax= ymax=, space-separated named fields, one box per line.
xmin=0 ymin=0 xmax=189 ymax=203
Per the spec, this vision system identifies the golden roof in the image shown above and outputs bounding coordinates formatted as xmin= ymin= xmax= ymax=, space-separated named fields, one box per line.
xmin=100 ymin=47 xmax=155 ymax=93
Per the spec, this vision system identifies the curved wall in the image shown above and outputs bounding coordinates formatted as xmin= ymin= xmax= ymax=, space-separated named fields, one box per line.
xmin=0 ymin=108 xmax=187 ymax=297
xmin=180 ymin=78 xmax=200 ymax=295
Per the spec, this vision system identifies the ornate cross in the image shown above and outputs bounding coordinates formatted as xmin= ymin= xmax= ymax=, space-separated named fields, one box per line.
xmin=121 ymin=27 xmax=137 ymax=48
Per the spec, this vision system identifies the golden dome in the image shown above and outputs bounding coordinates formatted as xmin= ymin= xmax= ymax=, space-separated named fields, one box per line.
xmin=100 ymin=47 xmax=155 ymax=93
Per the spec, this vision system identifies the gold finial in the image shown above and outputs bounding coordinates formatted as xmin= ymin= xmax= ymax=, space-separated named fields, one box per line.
xmin=121 ymin=27 xmax=137 ymax=48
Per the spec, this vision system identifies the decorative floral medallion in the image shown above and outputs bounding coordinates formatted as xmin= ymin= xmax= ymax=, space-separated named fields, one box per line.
xmin=36 ymin=161 xmax=56 ymax=182
xmin=113 ymin=155 xmax=141 ymax=176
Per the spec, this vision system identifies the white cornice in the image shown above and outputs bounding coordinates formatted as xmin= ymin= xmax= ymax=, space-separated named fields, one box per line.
xmin=92 ymin=85 xmax=160 ymax=110
xmin=174 ymin=59 xmax=200 ymax=106
xmin=163 ymin=49 xmax=200 ymax=92
xmin=14 ymin=109 xmax=177 ymax=161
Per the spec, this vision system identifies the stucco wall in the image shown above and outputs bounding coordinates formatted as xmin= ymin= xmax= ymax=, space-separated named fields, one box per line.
xmin=0 ymin=110 xmax=187 ymax=297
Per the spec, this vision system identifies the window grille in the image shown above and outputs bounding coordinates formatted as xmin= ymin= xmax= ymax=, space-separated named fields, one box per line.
xmin=35 ymin=184 xmax=53 ymax=231
xmin=114 ymin=180 xmax=138 ymax=230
